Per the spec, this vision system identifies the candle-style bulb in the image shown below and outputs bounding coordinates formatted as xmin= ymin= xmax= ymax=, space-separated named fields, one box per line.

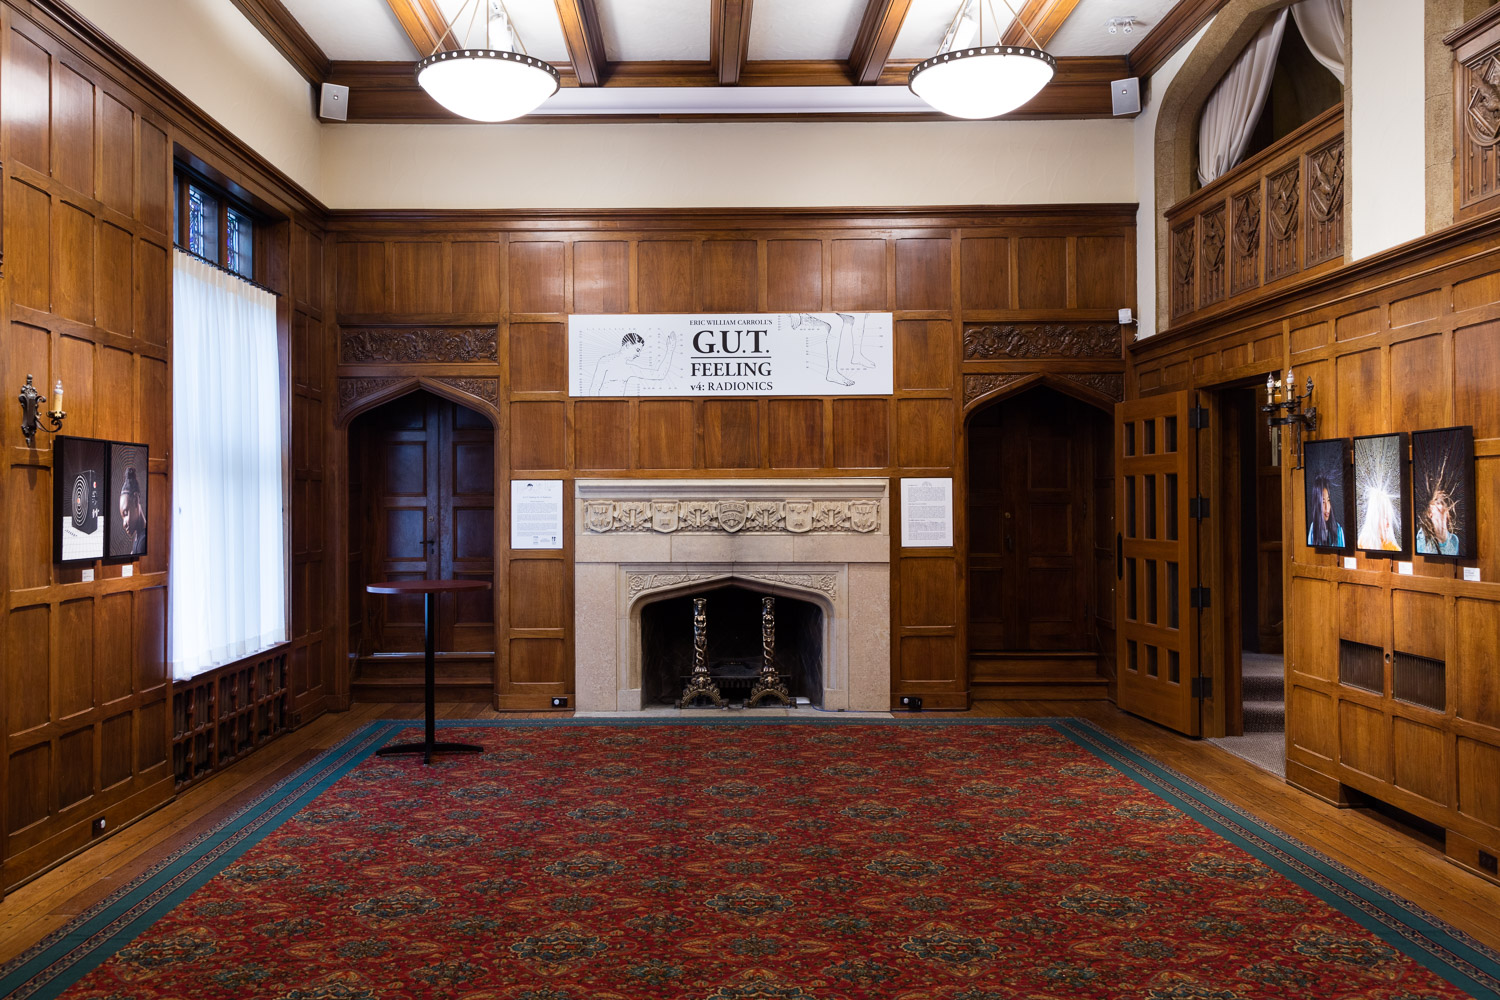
xmin=52 ymin=379 xmax=63 ymax=413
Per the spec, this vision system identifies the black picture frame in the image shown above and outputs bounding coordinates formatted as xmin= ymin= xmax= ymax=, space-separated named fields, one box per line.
xmin=54 ymin=436 xmax=108 ymax=566
xmin=1411 ymin=426 xmax=1475 ymax=560
xmin=105 ymin=440 xmax=150 ymax=561
xmin=1352 ymin=432 xmax=1411 ymax=558
xmin=1303 ymin=438 xmax=1351 ymax=552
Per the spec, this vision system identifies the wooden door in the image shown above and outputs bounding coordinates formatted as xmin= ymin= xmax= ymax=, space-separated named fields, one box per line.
xmin=1116 ymin=391 xmax=1200 ymax=735
xmin=441 ymin=403 xmax=496 ymax=653
xmin=366 ymin=393 xmax=495 ymax=655
xmin=968 ymin=389 xmax=1097 ymax=651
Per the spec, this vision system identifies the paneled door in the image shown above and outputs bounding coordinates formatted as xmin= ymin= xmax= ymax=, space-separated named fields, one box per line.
xmin=369 ymin=393 xmax=495 ymax=654
xmin=968 ymin=389 xmax=1097 ymax=651
xmin=1116 ymin=391 xmax=1201 ymax=735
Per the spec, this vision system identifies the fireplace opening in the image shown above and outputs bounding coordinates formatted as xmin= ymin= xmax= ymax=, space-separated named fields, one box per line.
xmin=640 ymin=584 xmax=824 ymax=708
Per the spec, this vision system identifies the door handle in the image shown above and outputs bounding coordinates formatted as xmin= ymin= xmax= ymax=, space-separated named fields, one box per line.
xmin=1116 ymin=533 xmax=1124 ymax=579
xmin=420 ymin=538 xmax=436 ymax=550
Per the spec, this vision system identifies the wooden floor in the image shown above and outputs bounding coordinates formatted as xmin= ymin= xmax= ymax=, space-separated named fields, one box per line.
xmin=2 ymin=699 xmax=1499 ymax=968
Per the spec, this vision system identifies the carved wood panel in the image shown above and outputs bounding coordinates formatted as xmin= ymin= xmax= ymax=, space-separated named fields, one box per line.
xmin=962 ymin=323 xmax=1121 ymax=360
xmin=1165 ymin=107 xmax=1342 ymax=327
xmin=1264 ymin=164 xmax=1301 ymax=284
xmin=1452 ymin=10 xmax=1500 ymax=221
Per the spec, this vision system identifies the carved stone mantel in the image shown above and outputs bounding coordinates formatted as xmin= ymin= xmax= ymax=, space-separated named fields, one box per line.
xmin=573 ymin=479 xmax=891 ymax=714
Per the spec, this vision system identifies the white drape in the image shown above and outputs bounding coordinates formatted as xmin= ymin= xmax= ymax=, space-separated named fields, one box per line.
xmin=169 ymin=251 xmax=286 ymax=680
xmin=1197 ymin=9 xmax=1289 ymax=186
xmin=1292 ymin=0 xmax=1347 ymax=85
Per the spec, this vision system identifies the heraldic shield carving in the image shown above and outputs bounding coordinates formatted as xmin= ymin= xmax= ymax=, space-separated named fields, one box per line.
xmin=849 ymin=500 xmax=880 ymax=533
xmin=717 ymin=500 xmax=748 ymax=532
xmin=584 ymin=501 xmax=615 ymax=534
xmin=784 ymin=501 xmax=814 ymax=533
xmin=651 ymin=501 xmax=678 ymax=533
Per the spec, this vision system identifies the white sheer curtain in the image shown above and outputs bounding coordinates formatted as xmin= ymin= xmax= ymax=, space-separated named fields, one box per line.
xmin=169 ymin=251 xmax=285 ymax=680
xmin=1197 ymin=9 xmax=1289 ymax=186
xmin=1292 ymin=0 xmax=1346 ymax=85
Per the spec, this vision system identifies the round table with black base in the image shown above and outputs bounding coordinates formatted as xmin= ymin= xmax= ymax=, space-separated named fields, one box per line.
xmin=365 ymin=579 xmax=492 ymax=765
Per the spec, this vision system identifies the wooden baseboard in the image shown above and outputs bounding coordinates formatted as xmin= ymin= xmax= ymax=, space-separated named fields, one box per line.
xmin=1283 ymin=759 xmax=1349 ymax=806
xmin=970 ymin=681 xmax=1109 ymax=701
xmin=1445 ymin=830 xmax=1500 ymax=887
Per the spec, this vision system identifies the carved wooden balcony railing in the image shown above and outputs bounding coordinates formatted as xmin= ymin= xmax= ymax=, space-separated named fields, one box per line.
xmin=1165 ymin=105 xmax=1343 ymax=327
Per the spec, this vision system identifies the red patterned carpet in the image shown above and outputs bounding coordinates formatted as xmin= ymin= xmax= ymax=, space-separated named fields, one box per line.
xmin=27 ymin=721 xmax=1498 ymax=999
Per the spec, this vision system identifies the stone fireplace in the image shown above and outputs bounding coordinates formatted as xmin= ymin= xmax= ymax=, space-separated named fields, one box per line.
xmin=573 ymin=479 xmax=891 ymax=712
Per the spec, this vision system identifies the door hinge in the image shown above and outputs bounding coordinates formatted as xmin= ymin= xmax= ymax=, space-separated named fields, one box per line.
xmin=1188 ymin=496 xmax=1210 ymax=520
xmin=1191 ymin=676 xmax=1213 ymax=699
xmin=1190 ymin=586 xmax=1211 ymax=609
xmin=1188 ymin=406 xmax=1209 ymax=429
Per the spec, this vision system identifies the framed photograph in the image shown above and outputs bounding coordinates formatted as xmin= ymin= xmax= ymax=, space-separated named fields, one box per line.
xmin=1303 ymin=438 xmax=1350 ymax=551
xmin=106 ymin=441 xmax=149 ymax=561
xmin=54 ymin=436 xmax=108 ymax=565
xmin=1352 ymin=432 xmax=1411 ymax=557
xmin=1411 ymin=426 xmax=1475 ymax=559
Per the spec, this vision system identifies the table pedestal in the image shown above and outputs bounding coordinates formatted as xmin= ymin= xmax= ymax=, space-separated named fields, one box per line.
xmin=366 ymin=581 xmax=489 ymax=765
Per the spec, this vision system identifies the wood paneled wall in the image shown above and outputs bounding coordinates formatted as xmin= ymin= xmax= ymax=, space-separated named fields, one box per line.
xmin=1131 ymin=215 xmax=1500 ymax=871
xmin=0 ymin=0 xmax=332 ymax=890
xmin=328 ymin=209 xmax=1135 ymax=711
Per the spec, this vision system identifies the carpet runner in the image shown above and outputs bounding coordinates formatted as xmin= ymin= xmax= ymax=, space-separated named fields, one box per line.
xmin=3 ymin=718 xmax=1497 ymax=1000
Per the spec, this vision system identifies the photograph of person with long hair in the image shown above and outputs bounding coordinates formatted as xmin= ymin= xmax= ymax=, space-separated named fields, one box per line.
xmin=1353 ymin=432 xmax=1409 ymax=557
xmin=1412 ymin=426 xmax=1474 ymax=558
xmin=1303 ymin=439 xmax=1348 ymax=550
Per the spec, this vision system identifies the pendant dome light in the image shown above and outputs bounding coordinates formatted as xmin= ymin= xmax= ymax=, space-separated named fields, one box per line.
xmin=415 ymin=0 xmax=560 ymax=123
xmin=909 ymin=0 xmax=1056 ymax=120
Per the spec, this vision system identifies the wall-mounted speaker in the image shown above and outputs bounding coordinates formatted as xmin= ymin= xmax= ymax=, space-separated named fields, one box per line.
xmin=1111 ymin=76 xmax=1141 ymax=117
xmin=320 ymin=82 xmax=350 ymax=122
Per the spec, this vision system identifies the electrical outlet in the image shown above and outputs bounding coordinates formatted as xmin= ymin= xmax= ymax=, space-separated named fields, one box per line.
xmin=91 ymin=817 xmax=106 ymax=836
xmin=899 ymin=696 xmax=923 ymax=711
xmin=551 ymin=697 xmax=568 ymax=709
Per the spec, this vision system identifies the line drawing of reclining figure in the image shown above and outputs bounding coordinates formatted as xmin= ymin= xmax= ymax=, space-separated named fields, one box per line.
xmin=791 ymin=313 xmax=876 ymax=386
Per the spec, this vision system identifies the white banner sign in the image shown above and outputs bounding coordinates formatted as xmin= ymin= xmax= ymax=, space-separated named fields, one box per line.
xmin=568 ymin=313 xmax=893 ymax=397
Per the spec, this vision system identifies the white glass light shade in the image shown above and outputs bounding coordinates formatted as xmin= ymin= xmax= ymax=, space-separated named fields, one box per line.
xmin=416 ymin=49 xmax=561 ymax=122
xmin=908 ymin=46 xmax=1056 ymax=120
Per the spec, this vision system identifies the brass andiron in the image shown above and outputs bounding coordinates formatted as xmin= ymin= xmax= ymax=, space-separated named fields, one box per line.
xmin=748 ymin=595 xmax=793 ymax=707
xmin=677 ymin=596 xmax=726 ymax=709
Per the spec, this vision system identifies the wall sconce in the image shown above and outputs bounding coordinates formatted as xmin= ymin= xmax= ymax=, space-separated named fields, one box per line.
xmin=1262 ymin=368 xmax=1316 ymax=469
xmin=18 ymin=374 xmax=65 ymax=445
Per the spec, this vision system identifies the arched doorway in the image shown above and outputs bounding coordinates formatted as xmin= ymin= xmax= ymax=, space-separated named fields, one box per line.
xmin=347 ymin=389 xmax=496 ymax=702
xmin=966 ymin=384 xmax=1112 ymax=698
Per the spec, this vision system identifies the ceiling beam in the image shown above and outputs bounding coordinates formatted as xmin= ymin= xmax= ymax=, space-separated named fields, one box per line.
xmin=384 ymin=0 xmax=451 ymax=57
xmin=848 ymin=0 xmax=916 ymax=86
xmin=553 ymin=0 xmax=609 ymax=86
xmin=326 ymin=55 xmax=1127 ymax=122
xmin=225 ymin=0 xmax=330 ymax=85
xmin=1127 ymin=0 xmax=1230 ymax=80
xmin=1000 ymin=0 xmax=1085 ymax=48
xmin=711 ymin=0 xmax=755 ymax=86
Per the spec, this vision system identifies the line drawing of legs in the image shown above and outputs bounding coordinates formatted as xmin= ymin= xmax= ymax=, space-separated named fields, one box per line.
xmin=793 ymin=313 xmax=852 ymax=386
xmin=839 ymin=313 xmax=875 ymax=369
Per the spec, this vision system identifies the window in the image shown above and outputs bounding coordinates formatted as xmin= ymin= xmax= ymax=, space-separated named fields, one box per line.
xmin=175 ymin=171 xmax=255 ymax=281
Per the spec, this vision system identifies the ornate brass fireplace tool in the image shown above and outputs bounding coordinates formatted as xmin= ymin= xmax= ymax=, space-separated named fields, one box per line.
xmin=677 ymin=597 xmax=726 ymax=708
xmin=748 ymin=595 xmax=793 ymax=707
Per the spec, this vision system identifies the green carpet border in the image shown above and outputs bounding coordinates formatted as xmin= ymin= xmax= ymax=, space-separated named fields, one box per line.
xmin=0 ymin=716 xmax=1495 ymax=1000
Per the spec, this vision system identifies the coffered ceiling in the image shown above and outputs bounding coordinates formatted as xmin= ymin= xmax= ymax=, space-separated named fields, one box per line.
xmin=234 ymin=0 xmax=1223 ymax=122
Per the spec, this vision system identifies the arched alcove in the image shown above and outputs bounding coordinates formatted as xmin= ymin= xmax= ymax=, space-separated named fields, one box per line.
xmin=345 ymin=388 xmax=498 ymax=703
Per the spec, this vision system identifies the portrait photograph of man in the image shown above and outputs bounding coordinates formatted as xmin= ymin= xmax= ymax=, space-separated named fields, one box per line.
xmin=1412 ymin=426 xmax=1474 ymax=559
xmin=1303 ymin=438 xmax=1349 ymax=551
xmin=106 ymin=441 xmax=149 ymax=559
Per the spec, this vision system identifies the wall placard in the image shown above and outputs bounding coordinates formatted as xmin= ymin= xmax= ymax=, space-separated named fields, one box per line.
xmin=568 ymin=313 xmax=893 ymax=397
xmin=901 ymin=478 xmax=953 ymax=548
xmin=511 ymin=480 xmax=564 ymax=550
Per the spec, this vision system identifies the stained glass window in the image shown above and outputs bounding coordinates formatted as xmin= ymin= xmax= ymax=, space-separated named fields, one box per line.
xmin=226 ymin=209 xmax=253 ymax=279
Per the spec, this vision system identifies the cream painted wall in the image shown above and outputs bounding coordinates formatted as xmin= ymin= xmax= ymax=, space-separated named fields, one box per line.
xmin=67 ymin=0 xmax=323 ymax=199
xmin=318 ymin=119 xmax=1135 ymax=210
xmin=1132 ymin=22 xmax=1211 ymax=340
xmin=1348 ymin=0 xmax=1425 ymax=259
